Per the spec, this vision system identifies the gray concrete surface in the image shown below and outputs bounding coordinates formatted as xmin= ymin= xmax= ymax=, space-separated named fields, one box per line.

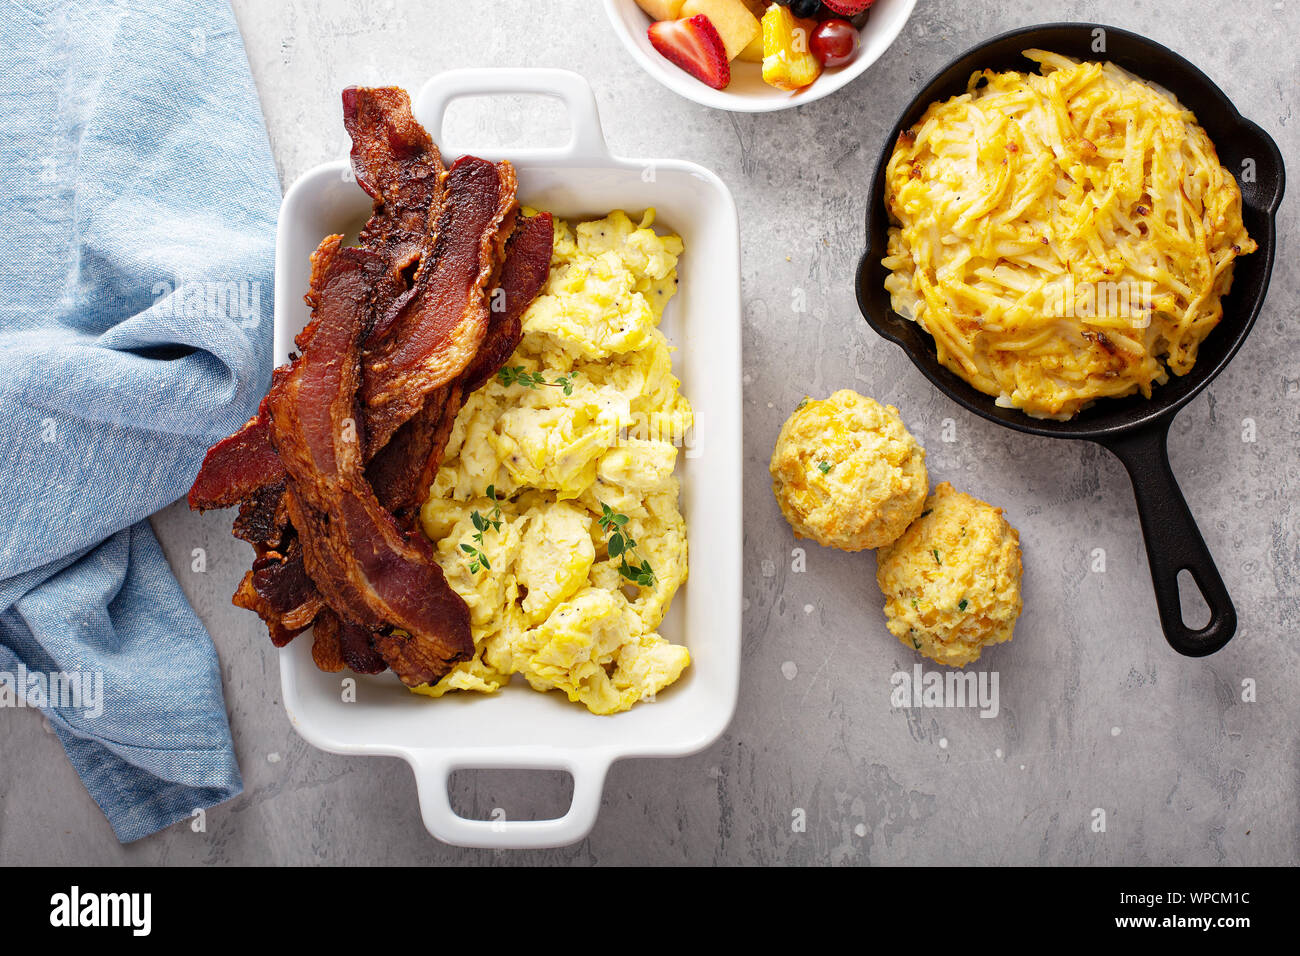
xmin=2 ymin=0 xmax=1296 ymax=865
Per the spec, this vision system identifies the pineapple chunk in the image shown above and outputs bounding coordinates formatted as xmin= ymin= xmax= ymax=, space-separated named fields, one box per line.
xmin=761 ymin=4 xmax=822 ymax=91
xmin=681 ymin=0 xmax=760 ymax=62
xmin=737 ymin=25 xmax=765 ymax=63
xmin=635 ymin=0 xmax=685 ymax=19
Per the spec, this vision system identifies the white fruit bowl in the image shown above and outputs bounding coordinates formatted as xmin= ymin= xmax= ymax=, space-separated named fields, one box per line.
xmin=604 ymin=0 xmax=917 ymax=112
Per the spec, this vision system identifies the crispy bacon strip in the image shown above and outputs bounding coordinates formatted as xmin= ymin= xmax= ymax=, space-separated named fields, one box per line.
xmin=301 ymin=235 xmax=345 ymax=338
xmin=344 ymin=87 xmax=445 ymax=264
xmin=462 ymin=211 xmax=552 ymax=394
xmin=338 ymin=617 xmax=388 ymax=674
xmin=365 ymin=383 xmax=458 ymax=517
xmin=365 ymin=213 xmax=553 ymax=515
xmin=232 ymin=542 xmax=324 ymax=647
xmin=187 ymin=410 xmax=283 ymax=510
xmin=189 ymin=235 xmax=345 ymax=512
xmin=266 ymin=246 xmax=472 ymax=686
xmin=231 ymin=481 xmax=288 ymax=547
xmin=361 ymin=156 xmax=518 ymax=454
xmin=310 ymin=609 xmax=346 ymax=672
xmin=311 ymin=607 xmax=386 ymax=675
xmin=344 ymin=86 xmax=448 ymax=330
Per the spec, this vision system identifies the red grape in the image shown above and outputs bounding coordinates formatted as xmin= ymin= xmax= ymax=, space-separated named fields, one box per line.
xmin=810 ymin=18 xmax=858 ymax=68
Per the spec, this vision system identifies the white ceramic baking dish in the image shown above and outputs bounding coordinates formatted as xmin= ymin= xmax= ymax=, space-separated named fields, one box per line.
xmin=604 ymin=0 xmax=917 ymax=113
xmin=273 ymin=69 xmax=742 ymax=849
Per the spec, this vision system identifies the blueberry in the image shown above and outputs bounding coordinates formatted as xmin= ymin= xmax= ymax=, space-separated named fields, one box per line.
xmin=789 ymin=0 xmax=822 ymax=17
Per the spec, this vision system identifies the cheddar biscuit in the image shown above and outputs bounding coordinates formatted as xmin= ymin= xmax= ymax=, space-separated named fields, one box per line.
xmin=876 ymin=482 xmax=1023 ymax=667
xmin=770 ymin=390 xmax=928 ymax=552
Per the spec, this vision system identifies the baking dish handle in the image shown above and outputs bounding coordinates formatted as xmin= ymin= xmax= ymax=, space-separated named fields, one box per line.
xmin=408 ymin=749 xmax=611 ymax=849
xmin=1097 ymin=416 xmax=1237 ymax=657
xmin=414 ymin=68 xmax=608 ymax=161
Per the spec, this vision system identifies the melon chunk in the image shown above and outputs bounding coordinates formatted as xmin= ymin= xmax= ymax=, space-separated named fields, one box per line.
xmin=680 ymin=0 xmax=761 ymax=62
xmin=635 ymin=0 xmax=686 ymax=20
xmin=737 ymin=29 xmax=765 ymax=63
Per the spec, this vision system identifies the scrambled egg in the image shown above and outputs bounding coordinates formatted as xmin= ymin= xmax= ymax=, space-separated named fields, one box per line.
xmin=770 ymin=390 xmax=928 ymax=551
xmin=413 ymin=210 xmax=692 ymax=715
xmin=876 ymin=482 xmax=1023 ymax=667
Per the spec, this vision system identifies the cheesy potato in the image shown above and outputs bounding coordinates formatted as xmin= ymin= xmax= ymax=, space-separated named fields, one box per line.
xmin=882 ymin=51 xmax=1255 ymax=419
xmin=876 ymin=482 xmax=1023 ymax=667
xmin=770 ymin=390 xmax=928 ymax=551
xmin=414 ymin=210 xmax=692 ymax=715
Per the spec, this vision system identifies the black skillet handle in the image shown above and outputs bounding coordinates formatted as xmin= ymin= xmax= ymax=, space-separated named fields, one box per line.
xmin=1096 ymin=417 xmax=1237 ymax=656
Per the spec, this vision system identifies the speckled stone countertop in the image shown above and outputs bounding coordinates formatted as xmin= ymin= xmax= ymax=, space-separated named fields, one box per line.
xmin=3 ymin=0 xmax=1296 ymax=865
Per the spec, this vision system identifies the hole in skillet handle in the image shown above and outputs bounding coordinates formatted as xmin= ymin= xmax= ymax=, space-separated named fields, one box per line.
xmin=1177 ymin=569 xmax=1212 ymax=631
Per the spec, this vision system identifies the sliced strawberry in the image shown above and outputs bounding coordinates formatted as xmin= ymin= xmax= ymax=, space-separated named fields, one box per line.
xmin=647 ymin=15 xmax=731 ymax=91
xmin=822 ymin=0 xmax=874 ymax=14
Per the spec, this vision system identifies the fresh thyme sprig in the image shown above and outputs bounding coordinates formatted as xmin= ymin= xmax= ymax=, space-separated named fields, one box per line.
xmin=460 ymin=485 xmax=502 ymax=574
xmin=498 ymin=366 xmax=576 ymax=396
xmin=597 ymin=503 xmax=657 ymax=588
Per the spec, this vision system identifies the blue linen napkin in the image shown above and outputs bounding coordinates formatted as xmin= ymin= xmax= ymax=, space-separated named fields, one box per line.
xmin=0 ymin=0 xmax=280 ymax=841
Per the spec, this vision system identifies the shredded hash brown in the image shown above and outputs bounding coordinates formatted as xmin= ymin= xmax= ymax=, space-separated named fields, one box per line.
xmin=883 ymin=50 xmax=1256 ymax=419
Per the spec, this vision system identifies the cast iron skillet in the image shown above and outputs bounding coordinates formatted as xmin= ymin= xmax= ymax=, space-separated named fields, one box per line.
xmin=856 ymin=23 xmax=1285 ymax=657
